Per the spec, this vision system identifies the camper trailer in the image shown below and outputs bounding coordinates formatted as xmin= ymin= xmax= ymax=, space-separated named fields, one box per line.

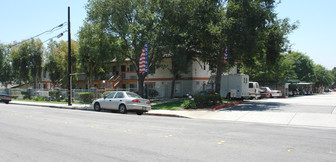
xmin=220 ymin=74 xmax=249 ymax=99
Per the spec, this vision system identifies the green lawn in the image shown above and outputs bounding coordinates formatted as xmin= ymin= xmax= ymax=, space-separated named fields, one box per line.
xmin=151 ymin=99 xmax=184 ymax=110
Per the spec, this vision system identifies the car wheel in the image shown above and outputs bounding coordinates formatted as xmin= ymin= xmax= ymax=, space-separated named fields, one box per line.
xmin=270 ymin=94 xmax=273 ymax=98
xmin=119 ymin=104 xmax=127 ymax=114
xmin=5 ymin=101 xmax=9 ymax=104
xmin=136 ymin=111 xmax=143 ymax=115
xmin=94 ymin=103 xmax=101 ymax=111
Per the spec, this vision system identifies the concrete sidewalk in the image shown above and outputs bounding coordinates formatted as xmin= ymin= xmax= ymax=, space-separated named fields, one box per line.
xmin=148 ymin=109 xmax=336 ymax=128
xmin=10 ymin=100 xmax=336 ymax=129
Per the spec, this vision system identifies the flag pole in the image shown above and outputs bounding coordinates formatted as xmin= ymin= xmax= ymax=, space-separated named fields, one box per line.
xmin=225 ymin=47 xmax=229 ymax=99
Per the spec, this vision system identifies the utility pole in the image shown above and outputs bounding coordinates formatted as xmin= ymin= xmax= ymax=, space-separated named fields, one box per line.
xmin=68 ymin=6 xmax=72 ymax=106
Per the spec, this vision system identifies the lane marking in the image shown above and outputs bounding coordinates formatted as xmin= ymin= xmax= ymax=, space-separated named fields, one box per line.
xmin=332 ymin=106 xmax=336 ymax=115
xmin=217 ymin=140 xmax=225 ymax=144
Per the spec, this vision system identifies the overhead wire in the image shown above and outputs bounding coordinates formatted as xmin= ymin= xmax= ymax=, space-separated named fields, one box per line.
xmin=42 ymin=30 xmax=68 ymax=43
xmin=9 ymin=22 xmax=67 ymax=47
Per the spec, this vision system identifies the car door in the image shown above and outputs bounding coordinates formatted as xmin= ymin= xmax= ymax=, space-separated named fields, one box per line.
xmin=100 ymin=92 xmax=116 ymax=109
xmin=110 ymin=92 xmax=125 ymax=110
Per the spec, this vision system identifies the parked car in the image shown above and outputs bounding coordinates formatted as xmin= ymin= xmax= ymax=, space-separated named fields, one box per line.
xmin=0 ymin=90 xmax=11 ymax=104
xmin=270 ymin=88 xmax=282 ymax=98
xmin=92 ymin=91 xmax=151 ymax=115
xmin=260 ymin=87 xmax=271 ymax=98
xmin=248 ymin=82 xmax=261 ymax=99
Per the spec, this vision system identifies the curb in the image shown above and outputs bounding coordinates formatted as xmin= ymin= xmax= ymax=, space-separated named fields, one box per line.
xmin=145 ymin=113 xmax=190 ymax=118
xmin=212 ymin=101 xmax=244 ymax=111
xmin=10 ymin=102 xmax=93 ymax=111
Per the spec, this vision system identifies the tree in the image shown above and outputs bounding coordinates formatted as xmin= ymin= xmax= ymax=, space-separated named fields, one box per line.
xmin=159 ymin=0 xmax=196 ymax=98
xmin=10 ymin=39 xmax=44 ymax=88
xmin=191 ymin=0 xmax=296 ymax=93
xmin=78 ymin=21 xmax=116 ymax=89
xmin=85 ymin=0 xmax=165 ymax=97
xmin=0 ymin=44 xmax=13 ymax=88
xmin=44 ymin=41 xmax=66 ymax=88
xmin=287 ymin=52 xmax=315 ymax=82
xmin=314 ymin=65 xmax=333 ymax=88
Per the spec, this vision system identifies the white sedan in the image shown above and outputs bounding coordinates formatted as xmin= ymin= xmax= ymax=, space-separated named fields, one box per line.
xmin=92 ymin=91 xmax=151 ymax=115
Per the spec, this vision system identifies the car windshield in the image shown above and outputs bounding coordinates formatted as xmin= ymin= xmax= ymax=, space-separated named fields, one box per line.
xmin=126 ymin=92 xmax=142 ymax=98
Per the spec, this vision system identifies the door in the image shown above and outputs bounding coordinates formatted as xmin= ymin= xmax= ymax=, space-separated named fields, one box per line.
xmin=100 ymin=92 xmax=116 ymax=109
xmin=109 ymin=92 xmax=125 ymax=110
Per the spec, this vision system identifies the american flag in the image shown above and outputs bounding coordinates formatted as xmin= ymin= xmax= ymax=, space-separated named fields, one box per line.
xmin=224 ymin=46 xmax=229 ymax=62
xmin=139 ymin=41 xmax=148 ymax=73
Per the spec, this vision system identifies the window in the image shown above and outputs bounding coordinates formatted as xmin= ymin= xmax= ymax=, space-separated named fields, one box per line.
xmin=106 ymin=92 xmax=116 ymax=98
xmin=115 ymin=92 xmax=125 ymax=98
xmin=249 ymin=83 xmax=253 ymax=88
xmin=126 ymin=92 xmax=141 ymax=98
xmin=121 ymin=65 xmax=126 ymax=72
xmin=130 ymin=65 xmax=135 ymax=72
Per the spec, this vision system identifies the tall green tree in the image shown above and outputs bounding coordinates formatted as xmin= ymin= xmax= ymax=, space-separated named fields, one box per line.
xmin=85 ymin=0 xmax=165 ymax=97
xmin=191 ymin=0 xmax=296 ymax=93
xmin=78 ymin=21 xmax=116 ymax=89
xmin=159 ymin=0 xmax=195 ymax=98
xmin=10 ymin=39 xmax=44 ymax=88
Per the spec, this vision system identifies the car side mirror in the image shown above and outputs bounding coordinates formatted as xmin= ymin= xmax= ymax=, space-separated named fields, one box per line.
xmin=104 ymin=96 xmax=107 ymax=99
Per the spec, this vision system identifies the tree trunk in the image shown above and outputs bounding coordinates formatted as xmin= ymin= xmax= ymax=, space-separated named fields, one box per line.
xmin=88 ymin=68 xmax=93 ymax=89
xmin=170 ymin=74 xmax=177 ymax=99
xmin=215 ymin=50 xmax=225 ymax=93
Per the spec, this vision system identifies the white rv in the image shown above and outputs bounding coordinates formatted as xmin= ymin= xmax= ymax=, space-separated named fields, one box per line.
xmin=220 ymin=74 xmax=249 ymax=99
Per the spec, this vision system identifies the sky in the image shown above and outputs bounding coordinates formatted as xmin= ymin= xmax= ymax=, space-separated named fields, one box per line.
xmin=1 ymin=0 xmax=335 ymax=70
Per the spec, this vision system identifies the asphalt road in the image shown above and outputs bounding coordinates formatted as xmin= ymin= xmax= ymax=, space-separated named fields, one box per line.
xmin=224 ymin=93 xmax=336 ymax=114
xmin=1 ymin=103 xmax=336 ymax=161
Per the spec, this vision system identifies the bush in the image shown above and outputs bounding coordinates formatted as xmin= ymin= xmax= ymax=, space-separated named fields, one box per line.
xmin=78 ymin=92 xmax=95 ymax=103
xmin=11 ymin=95 xmax=18 ymax=99
xmin=33 ymin=96 xmax=46 ymax=101
xmin=49 ymin=90 xmax=60 ymax=101
xmin=181 ymin=100 xmax=196 ymax=109
xmin=193 ymin=93 xmax=222 ymax=108
xmin=21 ymin=91 xmax=30 ymax=99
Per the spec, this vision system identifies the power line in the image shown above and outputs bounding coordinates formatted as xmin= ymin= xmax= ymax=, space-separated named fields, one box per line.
xmin=42 ymin=30 xmax=68 ymax=43
xmin=8 ymin=22 xmax=67 ymax=47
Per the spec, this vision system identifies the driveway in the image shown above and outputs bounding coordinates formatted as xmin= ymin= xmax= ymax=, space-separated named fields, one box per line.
xmin=223 ymin=92 xmax=336 ymax=114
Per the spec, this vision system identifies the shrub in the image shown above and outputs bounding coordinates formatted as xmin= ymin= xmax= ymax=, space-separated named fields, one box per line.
xmin=21 ymin=91 xmax=30 ymax=99
xmin=33 ymin=96 xmax=46 ymax=101
xmin=49 ymin=90 xmax=60 ymax=101
xmin=181 ymin=100 xmax=196 ymax=109
xmin=11 ymin=95 xmax=18 ymax=99
xmin=193 ymin=93 xmax=222 ymax=108
xmin=78 ymin=92 xmax=95 ymax=103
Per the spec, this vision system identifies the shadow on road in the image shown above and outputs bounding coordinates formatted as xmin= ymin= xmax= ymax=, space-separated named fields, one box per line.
xmin=222 ymin=101 xmax=288 ymax=111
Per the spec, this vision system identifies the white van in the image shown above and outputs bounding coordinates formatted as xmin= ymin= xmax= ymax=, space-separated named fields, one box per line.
xmin=248 ymin=82 xmax=261 ymax=99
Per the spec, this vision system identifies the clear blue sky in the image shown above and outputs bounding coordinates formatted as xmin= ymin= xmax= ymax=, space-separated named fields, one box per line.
xmin=1 ymin=0 xmax=335 ymax=70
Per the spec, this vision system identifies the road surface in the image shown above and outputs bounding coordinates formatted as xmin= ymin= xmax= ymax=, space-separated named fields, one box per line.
xmin=1 ymin=103 xmax=335 ymax=161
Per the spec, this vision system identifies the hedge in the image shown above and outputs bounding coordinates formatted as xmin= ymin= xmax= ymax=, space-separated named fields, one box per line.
xmin=78 ymin=92 xmax=95 ymax=103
